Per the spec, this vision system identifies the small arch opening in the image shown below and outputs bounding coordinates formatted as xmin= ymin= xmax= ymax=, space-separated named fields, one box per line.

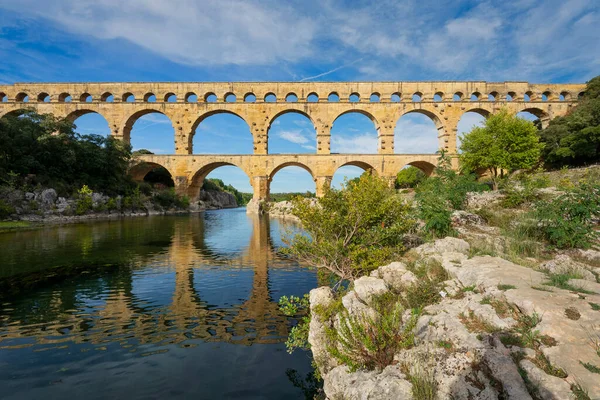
xmin=559 ymin=91 xmax=570 ymax=102
xmin=285 ymin=93 xmax=298 ymax=103
xmin=578 ymin=92 xmax=585 ymax=100
xmin=185 ymin=92 xmax=197 ymax=103
xmin=370 ymin=93 xmax=380 ymax=102
xmin=307 ymin=93 xmax=319 ymax=102
xmin=100 ymin=92 xmax=113 ymax=102
xmin=433 ymin=92 xmax=443 ymax=102
xmin=523 ymin=91 xmax=533 ymax=102
xmin=0 ymin=92 xmax=7 ymax=103
xmin=488 ymin=92 xmax=498 ymax=102
xmin=453 ymin=92 xmax=463 ymax=101
xmin=244 ymin=93 xmax=256 ymax=103
xmin=123 ymin=93 xmax=135 ymax=102
xmin=80 ymin=93 xmax=93 ymax=102
xmin=37 ymin=93 xmax=50 ymax=102
xmin=470 ymin=92 xmax=481 ymax=101
xmin=391 ymin=92 xmax=401 ymax=103
xmin=541 ymin=91 xmax=551 ymax=102
xmin=15 ymin=92 xmax=29 ymax=102
xmin=412 ymin=92 xmax=422 ymax=102
xmin=506 ymin=92 xmax=515 ymax=101
xmin=225 ymin=93 xmax=236 ymax=103
xmin=164 ymin=93 xmax=177 ymax=102
xmin=349 ymin=93 xmax=360 ymax=103
xmin=205 ymin=93 xmax=217 ymax=103
xmin=264 ymin=93 xmax=276 ymax=103
xmin=328 ymin=92 xmax=340 ymax=102
xmin=144 ymin=93 xmax=156 ymax=103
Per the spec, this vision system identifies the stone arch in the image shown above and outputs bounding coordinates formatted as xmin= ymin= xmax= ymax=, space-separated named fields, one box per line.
xmin=464 ymin=108 xmax=491 ymax=118
xmin=244 ymin=92 xmax=256 ymax=102
xmin=268 ymin=162 xmax=316 ymax=197
xmin=144 ymin=92 xmax=156 ymax=102
xmin=129 ymin=160 xmax=175 ymax=184
xmin=185 ymin=92 xmax=197 ymax=102
xmin=15 ymin=92 xmax=29 ymax=102
xmin=37 ymin=92 xmax=50 ymax=102
xmin=488 ymin=91 xmax=499 ymax=101
xmin=370 ymin=93 xmax=380 ymax=102
xmin=100 ymin=92 xmax=113 ymax=102
xmin=204 ymin=92 xmax=217 ymax=102
xmin=80 ymin=93 xmax=92 ymax=102
xmin=541 ymin=91 xmax=552 ymax=101
xmin=330 ymin=110 xmax=380 ymax=154
xmin=164 ymin=92 xmax=177 ymax=102
xmin=59 ymin=92 xmax=72 ymax=102
xmin=518 ymin=107 xmax=549 ymax=128
xmin=123 ymin=109 xmax=174 ymax=145
xmin=191 ymin=110 xmax=252 ymax=154
xmin=395 ymin=109 xmax=444 ymax=154
xmin=559 ymin=91 xmax=571 ymax=101
xmin=65 ymin=110 xmax=112 ymax=137
xmin=307 ymin=92 xmax=319 ymax=102
xmin=224 ymin=92 xmax=236 ymax=102
xmin=122 ymin=92 xmax=135 ymax=102
xmin=412 ymin=92 xmax=423 ymax=102
xmin=332 ymin=110 xmax=380 ymax=131
xmin=331 ymin=161 xmax=376 ymax=189
xmin=338 ymin=160 xmax=375 ymax=172
xmin=187 ymin=161 xmax=251 ymax=200
xmin=267 ymin=109 xmax=317 ymax=154
xmin=433 ymin=92 xmax=444 ymax=102
xmin=264 ymin=92 xmax=277 ymax=102
xmin=349 ymin=92 xmax=360 ymax=102
xmin=285 ymin=93 xmax=298 ymax=102
xmin=403 ymin=161 xmax=436 ymax=176
xmin=453 ymin=92 xmax=463 ymax=101
xmin=470 ymin=92 xmax=481 ymax=101
xmin=0 ymin=92 xmax=7 ymax=102
xmin=506 ymin=91 xmax=516 ymax=101
xmin=1 ymin=108 xmax=31 ymax=118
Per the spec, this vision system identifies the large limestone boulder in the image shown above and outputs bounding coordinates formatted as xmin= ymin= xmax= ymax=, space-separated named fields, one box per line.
xmin=352 ymin=276 xmax=388 ymax=306
xmin=519 ymin=359 xmax=572 ymax=400
xmin=414 ymin=237 xmax=470 ymax=257
xmin=308 ymin=287 xmax=338 ymax=374
xmin=324 ymin=365 xmax=412 ymax=400
xmin=372 ymin=262 xmax=418 ymax=291
xmin=541 ymin=254 xmax=597 ymax=282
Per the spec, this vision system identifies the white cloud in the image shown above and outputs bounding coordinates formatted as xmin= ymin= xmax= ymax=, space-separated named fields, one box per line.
xmin=331 ymin=134 xmax=378 ymax=154
xmin=395 ymin=115 xmax=439 ymax=154
xmin=278 ymin=130 xmax=311 ymax=145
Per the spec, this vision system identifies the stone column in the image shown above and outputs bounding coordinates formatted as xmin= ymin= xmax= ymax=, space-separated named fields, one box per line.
xmin=442 ymin=113 xmax=461 ymax=155
xmin=378 ymin=126 xmax=395 ymax=154
xmin=171 ymin=114 xmax=193 ymax=155
xmin=252 ymin=175 xmax=270 ymax=201
xmin=314 ymin=176 xmax=332 ymax=197
xmin=174 ymin=175 xmax=190 ymax=197
xmin=316 ymin=123 xmax=331 ymax=155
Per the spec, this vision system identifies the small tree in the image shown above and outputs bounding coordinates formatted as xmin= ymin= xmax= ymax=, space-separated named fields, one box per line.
xmin=459 ymin=108 xmax=542 ymax=189
xmin=395 ymin=166 xmax=425 ymax=189
xmin=283 ymin=173 xmax=415 ymax=283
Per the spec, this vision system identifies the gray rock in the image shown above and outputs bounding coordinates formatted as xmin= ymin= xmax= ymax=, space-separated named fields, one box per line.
xmin=483 ymin=350 xmax=532 ymax=399
xmin=541 ymin=254 xmax=597 ymax=282
xmin=342 ymin=291 xmax=377 ymax=320
xmin=25 ymin=192 xmax=35 ymax=201
xmin=353 ymin=276 xmax=388 ymax=306
xmin=451 ymin=210 xmax=485 ymax=226
xmin=308 ymin=287 xmax=338 ymax=375
xmin=323 ymin=365 xmax=412 ymax=400
xmin=376 ymin=262 xmax=418 ymax=291
xmin=414 ymin=237 xmax=470 ymax=257
xmin=519 ymin=360 xmax=571 ymax=400
xmin=40 ymin=189 xmax=57 ymax=206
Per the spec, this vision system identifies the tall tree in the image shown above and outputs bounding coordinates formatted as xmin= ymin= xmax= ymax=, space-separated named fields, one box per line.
xmin=459 ymin=108 xmax=542 ymax=189
xmin=540 ymin=75 xmax=600 ymax=168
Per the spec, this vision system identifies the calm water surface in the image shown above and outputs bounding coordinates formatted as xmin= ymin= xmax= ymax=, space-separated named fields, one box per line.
xmin=0 ymin=209 xmax=317 ymax=399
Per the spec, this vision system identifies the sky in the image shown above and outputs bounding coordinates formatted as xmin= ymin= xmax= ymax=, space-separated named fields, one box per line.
xmin=0 ymin=0 xmax=598 ymax=193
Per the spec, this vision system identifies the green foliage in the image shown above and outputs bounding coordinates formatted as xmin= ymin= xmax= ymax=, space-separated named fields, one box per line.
xmin=500 ymin=175 xmax=545 ymax=208
xmin=327 ymin=295 xmax=419 ymax=372
xmin=143 ymin=166 xmax=174 ymax=188
xmin=544 ymin=273 xmax=594 ymax=294
xmin=0 ymin=111 xmax=133 ymax=195
xmin=395 ymin=166 xmax=426 ymax=189
xmin=580 ymin=361 xmax=600 ymax=374
xmin=270 ymin=192 xmax=315 ymax=202
xmin=75 ymin=185 xmax=93 ymax=215
xmin=571 ymin=383 xmax=591 ymax=400
xmin=283 ymin=173 xmax=415 ymax=281
xmin=459 ymin=108 xmax=543 ymax=189
xmin=202 ymin=178 xmax=253 ymax=205
xmin=278 ymin=294 xmax=310 ymax=316
xmin=531 ymin=183 xmax=600 ymax=249
xmin=415 ymin=151 xmax=488 ymax=237
xmin=153 ymin=188 xmax=189 ymax=209
xmin=407 ymin=363 xmax=437 ymax=400
xmin=0 ymin=199 xmax=15 ymax=219
xmin=497 ymin=284 xmax=516 ymax=291
xmin=540 ymin=76 xmax=600 ymax=168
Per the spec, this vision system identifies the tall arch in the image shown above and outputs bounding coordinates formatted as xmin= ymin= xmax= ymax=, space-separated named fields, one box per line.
xmin=267 ymin=110 xmax=317 ymax=154
xmin=330 ymin=111 xmax=379 ymax=154
xmin=269 ymin=163 xmax=316 ymax=198
xmin=187 ymin=162 xmax=251 ymax=201
xmin=518 ymin=107 xmax=548 ymax=128
xmin=395 ymin=110 xmax=444 ymax=154
xmin=66 ymin=110 xmax=111 ymax=137
xmin=402 ymin=161 xmax=436 ymax=176
xmin=123 ymin=110 xmax=175 ymax=153
xmin=191 ymin=111 xmax=252 ymax=154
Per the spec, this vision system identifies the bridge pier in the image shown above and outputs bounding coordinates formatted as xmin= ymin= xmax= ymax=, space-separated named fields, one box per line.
xmin=315 ymin=176 xmax=332 ymax=197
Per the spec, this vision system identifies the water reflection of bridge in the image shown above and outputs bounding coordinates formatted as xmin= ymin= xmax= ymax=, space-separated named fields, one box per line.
xmin=0 ymin=214 xmax=306 ymax=350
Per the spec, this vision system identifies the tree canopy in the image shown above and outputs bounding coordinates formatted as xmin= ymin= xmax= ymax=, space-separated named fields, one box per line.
xmin=459 ymin=108 xmax=542 ymax=188
xmin=0 ymin=110 xmax=133 ymax=195
xmin=540 ymin=75 xmax=600 ymax=168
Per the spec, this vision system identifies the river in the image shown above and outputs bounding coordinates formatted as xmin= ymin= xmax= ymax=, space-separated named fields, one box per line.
xmin=0 ymin=209 xmax=318 ymax=399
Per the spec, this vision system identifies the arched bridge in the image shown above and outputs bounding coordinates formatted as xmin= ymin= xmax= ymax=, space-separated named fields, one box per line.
xmin=0 ymin=81 xmax=585 ymax=201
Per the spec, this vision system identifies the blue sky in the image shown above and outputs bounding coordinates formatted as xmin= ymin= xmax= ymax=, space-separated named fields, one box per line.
xmin=0 ymin=0 xmax=598 ymax=193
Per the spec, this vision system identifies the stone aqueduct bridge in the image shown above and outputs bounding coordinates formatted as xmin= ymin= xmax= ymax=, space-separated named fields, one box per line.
xmin=0 ymin=81 xmax=585 ymax=200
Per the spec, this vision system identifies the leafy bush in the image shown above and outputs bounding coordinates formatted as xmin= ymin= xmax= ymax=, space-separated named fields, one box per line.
xmin=283 ymin=173 xmax=415 ymax=281
xmin=279 ymin=294 xmax=311 ymax=354
xmin=202 ymin=178 xmax=253 ymax=205
xmin=395 ymin=166 xmax=426 ymax=189
xmin=500 ymin=176 xmax=544 ymax=208
xmin=153 ymin=188 xmax=189 ymax=209
xmin=531 ymin=183 xmax=600 ymax=249
xmin=326 ymin=295 xmax=419 ymax=372
xmin=75 ymin=185 xmax=93 ymax=215
xmin=414 ymin=151 xmax=488 ymax=237
xmin=0 ymin=199 xmax=15 ymax=219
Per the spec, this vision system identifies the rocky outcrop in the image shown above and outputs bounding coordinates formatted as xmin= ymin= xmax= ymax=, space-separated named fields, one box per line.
xmin=310 ymin=238 xmax=600 ymax=400
xmin=198 ymin=189 xmax=237 ymax=209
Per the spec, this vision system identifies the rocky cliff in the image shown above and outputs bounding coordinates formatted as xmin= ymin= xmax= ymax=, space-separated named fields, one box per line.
xmin=198 ymin=189 xmax=238 ymax=209
xmin=309 ymin=237 xmax=600 ymax=400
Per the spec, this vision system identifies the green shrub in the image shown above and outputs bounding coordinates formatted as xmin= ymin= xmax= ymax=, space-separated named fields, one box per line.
xmin=326 ymin=295 xmax=419 ymax=372
xmin=75 ymin=185 xmax=93 ymax=215
xmin=153 ymin=188 xmax=189 ymax=210
xmin=106 ymin=198 xmax=118 ymax=211
xmin=279 ymin=294 xmax=311 ymax=354
xmin=531 ymin=183 xmax=600 ymax=249
xmin=284 ymin=173 xmax=415 ymax=281
xmin=0 ymin=199 xmax=15 ymax=219
xmin=395 ymin=166 xmax=426 ymax=189
xmin=501 ymin=178 xmax=542 ymax=208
